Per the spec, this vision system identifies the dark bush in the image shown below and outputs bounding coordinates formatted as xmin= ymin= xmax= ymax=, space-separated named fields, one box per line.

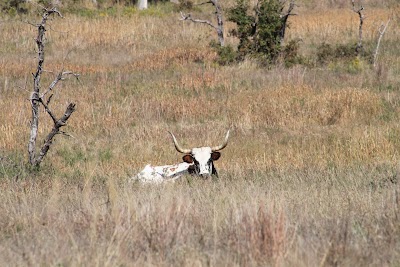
xmin=335 ymin=43 xmax=357 ymax=59
xmin=316 ymin=42 xmax=335 ymax=64
xmin=282 ymin=39 xmax=306 ymax=67
xmin=317 ymin=42 xmax=359 ymax=65
xmin=210 ymin=41 xmax=237 ymax=66
xmin=1 ymin=0 xmax=28 ymax=15
xmin=175 ymin=0 xmax=193 ymax=11
xmin=227 ymin=0 xmax=286 ymax=65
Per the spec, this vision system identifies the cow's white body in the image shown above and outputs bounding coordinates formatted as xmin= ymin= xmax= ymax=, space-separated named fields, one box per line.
xmin=134 ymin=130 xmax=230 ymax=184
xmin=134 ymin=162 xmax=193 ymax=184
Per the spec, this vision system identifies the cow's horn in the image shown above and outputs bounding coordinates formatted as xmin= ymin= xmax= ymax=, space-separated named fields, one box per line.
xmin=211 ymin=130 xmax=230 ymax=152
xmin=168 ymin=131 xmax=192 ymax=154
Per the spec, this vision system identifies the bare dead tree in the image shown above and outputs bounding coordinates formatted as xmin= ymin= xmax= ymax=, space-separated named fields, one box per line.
xmin=351 ymin=0 xmax=365 ymax=55
xmin=180 ymin=0 xmax=225 ymax=46
xmin=138 ymin=0 xmax=148 ymax=10
xmin=28 ymin=7 xmax=79 ymax=168
xmin=373 ymin=18 xmax=390 ymax=68
xmin=279 ymin=0 xmax=296 ymax=46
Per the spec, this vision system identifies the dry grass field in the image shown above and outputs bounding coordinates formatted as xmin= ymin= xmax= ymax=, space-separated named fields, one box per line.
xmin=1 ymin=0 xmax=400 ymax=266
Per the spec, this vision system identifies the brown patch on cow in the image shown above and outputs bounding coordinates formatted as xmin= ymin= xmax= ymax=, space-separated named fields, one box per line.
xmin=183 ymin=154 xmax=193 ymax=163
xmin=211 ymin=152 xmax=221 ymax=161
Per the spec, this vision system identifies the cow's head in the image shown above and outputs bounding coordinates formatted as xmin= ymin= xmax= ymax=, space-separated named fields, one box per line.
xmin=168 ymin=130 xmax=230 ymax=178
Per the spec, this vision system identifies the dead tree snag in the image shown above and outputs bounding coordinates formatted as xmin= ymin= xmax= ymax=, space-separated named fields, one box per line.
xmin=279 ymin=0 xmax=296 ymax=46
xmin=180 ymin=0 xmax=225 ymax=46
xmin=352 ymin=0 xmax=365 ymax=55
xmin=373 ymin=18 xmax=390 ymax=68
xmin=28 ymin=7 xmax=79 ymax=168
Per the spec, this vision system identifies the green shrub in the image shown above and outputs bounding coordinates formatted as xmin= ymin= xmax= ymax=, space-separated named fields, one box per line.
xmin=227 ymin=0 xmax=255 ymax=60
xmin=282 ymin=39 xmax=306 ymax=67
xmin=316 ymin=42 xmax=335 ymax=64
xmin=210 ymin=41 xmax=237 ymax=66
xmin=228 ymin=0 xmax=286 ymax=65
xmin=175 ymin=0 xmax=193 ymax=11
xmin=0 ymin=0 xmax=28 ymax=15
xmin=335 ymin=43 xmax=357 ymax=59
xmin=317 ymin=42 xmax=358 ymax=65
xmin=347 ymin=56 xmax=363 ymax=73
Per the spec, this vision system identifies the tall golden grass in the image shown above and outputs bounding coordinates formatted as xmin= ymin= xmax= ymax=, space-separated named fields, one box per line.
xmin=1 ymin=2 xmax=400 ymax=266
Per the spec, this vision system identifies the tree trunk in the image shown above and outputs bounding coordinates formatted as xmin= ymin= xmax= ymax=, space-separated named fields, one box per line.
xmin=138 ymin=0 xmax=148 ymax=10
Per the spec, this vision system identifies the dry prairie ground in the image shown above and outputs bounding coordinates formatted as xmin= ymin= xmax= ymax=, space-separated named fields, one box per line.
xmin=1 ymin=1 xmax=400 ymax=266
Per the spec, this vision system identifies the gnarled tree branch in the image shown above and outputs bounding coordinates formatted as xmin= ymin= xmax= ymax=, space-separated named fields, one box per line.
xmin=36 ymin=103 xmax=76 ymax=165
xmin=180 ymin=0 xmax=225 ymax=46
xmin=180 ymin=12 xmax=218 ymax=30
xmin=42 ymin=70 xmax=80 ymax=99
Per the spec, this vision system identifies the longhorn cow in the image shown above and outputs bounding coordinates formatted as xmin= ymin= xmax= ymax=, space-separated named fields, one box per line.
xmin=134 ymin=130 xmax=230 ymax=183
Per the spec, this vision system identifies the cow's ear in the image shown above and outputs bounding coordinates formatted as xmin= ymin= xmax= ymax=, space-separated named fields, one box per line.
xmin=211 ymin=152 xmax=221 ymax=161
xmin=182 ymin=154 xmax=193 ymax=163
